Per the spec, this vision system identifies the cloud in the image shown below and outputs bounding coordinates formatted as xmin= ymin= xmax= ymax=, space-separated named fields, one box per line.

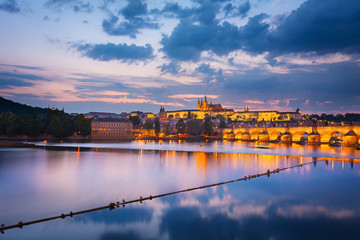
xmin=238 ymin=0 xmax=251 ymax=18
xmin=44 ymin=0 xmax=93 ymax=13
xmin=245 ymin=100 xmax=265 ymax=104
xmin=0 ymin=63 xmax=44 ymax=70
xmin=262 ymin=0 xmax=360 ymax=57
xmin=195 ymin=63 xmax=224 ymax=83
xmin=161 ymin=20 xmax=242 ymax=61
xmin=159 ymin=62 xmax=181 ymax=75
xmin=0 ymin=72 xmax=49 ymax=88
xmin=222 ymin=61 xmax=360 ymax=112
xmin=102 ymin=13 xmax=159 ymax=38
xmin=102 ymin=0 xmax=159 ymax=38
xmin=168 ymin=94 xmax=218 ymax=100
xmin=0 ymin=0 xmax=20 ymax=13
xmin=161 ymin=0 xmax=360 ymax=62
xmin=120 ymin=0 xmax=147 ymax=19
xmin=72 ymin=42 xmax=154 ymax=62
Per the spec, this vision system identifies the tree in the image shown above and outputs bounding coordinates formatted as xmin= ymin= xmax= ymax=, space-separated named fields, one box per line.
xmin=218 ymin=116 xmax=228 ymax=129
xmin=203 ymin=116 xmax=214 ymax=136
xmin=47 ymin=115 xmax=62 ymax=138
xmin=62 ymin=117 xmax=75 ymax=137
xmin=144 ymin=120 xmax=153 ymax=135
xmin=6 ymin=115 xmax=26 ymax=137
xmin=175 ymin=119 xmax=186 ymax=134
xmin=74 ymin=115 xmax=91 ymax=136
xmin=154 ymin=119 xmax=160 ymax=136
xmin=163 ymin=123 xmax=171 ymax=136
xmin=129 ymin=116 xmax=141 ymax=125
xmin=25 ymin=114 xmax=43 ymax=137
xmin=186 ymin=119 xmax=203 ymax=136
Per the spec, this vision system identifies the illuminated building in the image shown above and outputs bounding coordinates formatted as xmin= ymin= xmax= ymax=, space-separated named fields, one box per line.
xmin=91 ymin=118 xmax=133 ymax=139
xmin=162 ymin=96 xmax=302 ymax=122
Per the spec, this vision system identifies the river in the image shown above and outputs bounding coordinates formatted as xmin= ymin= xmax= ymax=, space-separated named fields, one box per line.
xmin=0 ymin=140 xmax=359 ymax=240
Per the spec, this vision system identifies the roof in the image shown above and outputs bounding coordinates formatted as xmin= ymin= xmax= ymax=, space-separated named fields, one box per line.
xmin=93 ymin=118 xmax=131 ymax=122
xmin=166 ymin=109 xmax=200 ymax=113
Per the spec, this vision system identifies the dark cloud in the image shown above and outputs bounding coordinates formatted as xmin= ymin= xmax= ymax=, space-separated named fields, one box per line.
xmin=160 ymin=0 xmax=220 ymax=25
xmin=0 ymin=0 xmax=20 ymax=13
xmin=195 ymin=63 xmax=224 ymax=83
xmin=159 ymin=62 xmax=181 ymax=75
xmin=196 ymin=0 xmax=219 ymax=25
xmin=0 ymin=72 xmax=49 ymax=88
xmin=222 ymin=62 xmax=360 ymax=112
xmin=238 ymin=0 xmax=250 ymax=18
xmin=0 ymin=72 xmax=48 ymax=81
xmin=263 ymin=0 xmax=360 ymax=57
xmin=223 ymin=3 xmax=234 ymax=16
xmin=44 ymin=0 xmax=93 ymax=13
xmin=160 ymin=2 xmax=195 ymax=19
xmin=102 ymin=0 xmax=159 ymax=38
xmin=120 ymin=0 xmax=147 ymax=20
xmin=160 ymin=20 xmax=243 ymax=61
xmin=73 ymin=42 xmax=154 ymax=62
xmin=161 ymin=0 xmax=360 ymax=61
xmin=102 ymin=13 xmax=159 ymax=39
xmin=0 ymin=64 xmax=44 ymax=70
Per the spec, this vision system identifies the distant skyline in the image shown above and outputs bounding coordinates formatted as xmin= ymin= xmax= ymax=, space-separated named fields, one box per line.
xmin=0 ymin=0 xmax=359 ymax=114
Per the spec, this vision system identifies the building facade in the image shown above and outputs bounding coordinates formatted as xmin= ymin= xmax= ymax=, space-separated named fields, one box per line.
xmin=91 ymin=118 xmax=133 ymax=139
xmin=162 ymin=96 xmax=302 ymax=122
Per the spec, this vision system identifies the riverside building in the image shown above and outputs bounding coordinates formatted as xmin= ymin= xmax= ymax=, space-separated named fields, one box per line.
xmin=161 ymin=96 xmax=302 ymax=122
xmin=91 ymin=118 xmax=133 ymax=139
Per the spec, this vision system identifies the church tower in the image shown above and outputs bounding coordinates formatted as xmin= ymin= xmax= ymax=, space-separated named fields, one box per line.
xmin=159 ymin=106 xmax=167 ymax=123
xmin=203 ymin=95 xmax=209 ymax=110
xmin=197 ymin=99 xmax=201 ymax=110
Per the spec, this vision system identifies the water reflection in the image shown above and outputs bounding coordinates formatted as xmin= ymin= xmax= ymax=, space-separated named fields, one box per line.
xmin=0 ymin=146 xmax=360 ymax=239
xmin=34 ymin=139 xmax=360 ymax=159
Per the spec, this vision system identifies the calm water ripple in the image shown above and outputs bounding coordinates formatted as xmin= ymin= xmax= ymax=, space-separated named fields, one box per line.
xmin=0 ymin=141 xmax=359 ymax=240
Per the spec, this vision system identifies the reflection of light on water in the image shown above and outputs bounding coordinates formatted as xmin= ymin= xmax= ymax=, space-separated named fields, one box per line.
xmin=332 ymin=161 xmax=335 ymax=171
xmin=342 ymin=160 xmax=344 ymax=169
xmin=76 ymin=147 xmax=80 ymax=162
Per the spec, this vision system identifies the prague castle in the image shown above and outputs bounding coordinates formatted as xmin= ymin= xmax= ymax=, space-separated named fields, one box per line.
xmin=161 ymin=96 xmax=302 ymax=122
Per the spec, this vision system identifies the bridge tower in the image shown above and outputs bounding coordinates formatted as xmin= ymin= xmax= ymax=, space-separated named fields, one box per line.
xmin=308 ymin=121 xmax=321 ymax=145
xmin=258 ymin=127 xmax=269 ymax=142
xmin=280 ymin=125 xmax=292 ymax=143
xmin=343 ymin=130 xmax=359 ymax=147
xmin=241 ymin=126 xmax=251 ymax=141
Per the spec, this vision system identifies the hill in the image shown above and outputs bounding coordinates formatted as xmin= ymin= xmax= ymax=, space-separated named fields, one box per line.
xmin=0 ymin=97 xmax=49 ymax=116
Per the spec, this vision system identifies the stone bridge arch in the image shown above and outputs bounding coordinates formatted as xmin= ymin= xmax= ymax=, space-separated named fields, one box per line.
xmin=267 ymin=128 xmax=285 ymax=141
xmin=290 ymin=129 xmax=310 ymax=142
xmin=221 ymin=126 xmax=359 ymax=146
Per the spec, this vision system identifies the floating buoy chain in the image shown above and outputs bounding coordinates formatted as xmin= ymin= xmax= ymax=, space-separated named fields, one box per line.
xmin=0 ymin=159 xmax=322 ymax=233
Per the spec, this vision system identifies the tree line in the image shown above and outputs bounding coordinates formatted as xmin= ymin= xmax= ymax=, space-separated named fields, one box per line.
xmin=303 ymin=113 xmax=360 ymax=123
xmin=0 ymin=109 xmax=91 ymax=138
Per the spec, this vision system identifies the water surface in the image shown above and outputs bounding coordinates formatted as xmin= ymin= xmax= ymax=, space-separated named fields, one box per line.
xmin=1 ymin=141 xmax=359 ymax=239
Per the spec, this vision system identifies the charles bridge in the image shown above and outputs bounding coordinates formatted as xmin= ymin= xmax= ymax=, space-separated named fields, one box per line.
xmin=222 ymin=125 xmax=360 ymax=146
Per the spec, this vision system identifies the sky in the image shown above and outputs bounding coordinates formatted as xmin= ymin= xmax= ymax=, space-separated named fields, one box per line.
xmin=0 ymin=0 xmax=359 ymax=114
